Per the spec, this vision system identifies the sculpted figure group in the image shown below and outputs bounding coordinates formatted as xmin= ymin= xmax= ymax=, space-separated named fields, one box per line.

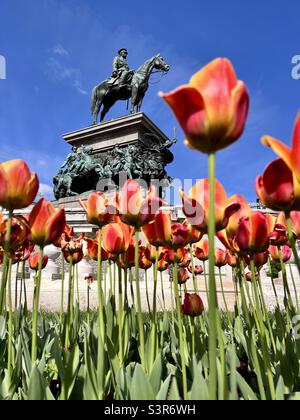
xmin=53 ymin=135 xmax=176 ymax=200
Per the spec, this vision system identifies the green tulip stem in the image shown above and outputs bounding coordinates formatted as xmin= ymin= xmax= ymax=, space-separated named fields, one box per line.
xmin=173 ymin=254 xmax=188 ymax=400
xmin=134 ymin=230 xmax=146 ymax=371
xmin=97 ymin=228 xmax=106 ymax=399
xmin=64 ymin=255 xmax=73 ymax=350
xmin=7 ymin=259 xmax=13 ymax=379
xmin=31 ymin=246 xmax=44 ymax=366
xmin=208 ymin=151 xmax=218 ymax=400
xmin=160 ymin=271 xmax=166 ymax=311
xmin=0 ymin=209 xmax=13 ymax=315
xmin=118 ymin=256 xmax=124 ymax=365
xmin=60 ymin=252 xmax=65 ymax=323
xmin=190 ymin=245 xmax=199 ymax=293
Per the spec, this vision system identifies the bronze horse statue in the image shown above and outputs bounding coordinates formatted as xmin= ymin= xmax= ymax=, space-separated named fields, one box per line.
xmin=91 ymin=54 xmax=170 ymax=123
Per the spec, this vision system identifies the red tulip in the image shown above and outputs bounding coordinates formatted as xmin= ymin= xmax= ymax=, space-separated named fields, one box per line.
xmin=269 ymin=245 xmax=292 ymax=263
xmin=164 ymin=247 xmax=188 ymax=264
xmin=182 ymin=293 xmax=204 ymax=317
xmin=188 ymin=264 xmax=203 ymax=275
xmin=157 ymin=257 xmax=170 ymax=272
xmin=227 ymin=252 xmax=238 ymax=268
xmin=278 ymin=211 xmax=300 ymax=239
xmin=193 ymin=236 xmax=209 ymax=261
xmin=139 ymin=247 xmax=153 ymax=270
xmin=262 ymin=112 xmax=300 ymax=182
xmin=144 ymin=244 xmax=165 ymax=263
xmin=0 ymin=214 xmax=30 ymax=251
xmin=244 ymin=251 xmax=269 ymax=269
xmin=177 ymin=268 xmax=190 ymax=285
xmin=29 ymin=199 xmax=66 ymax=247
xmin=180 ymin=179 xmax=240 ymax=233
xmin=234 ymin=212 xmax=270 ymax=255
xmin=215 ymin=248 xmax=228 ymax=268
xmin=29 ymin=253 xmax=48 ymax=271
xmin=160 ymin=58 xmax=249 ymax=154
xmin=102 ymin=217 xmax=134 ymax=254
xmin=84 ymin=237 xmax=109 ymax=262
xmin=142 ymin=211 xmax=172 ymax=247
xmin=142 ymin=211 xmax=191 ymax=249
xmin=256 ymin=158 xmax=300 ymax=211
xmin=62 ymin=236 xmax=84 ymax=265
xmin=54 ymin=224 xmax=74 ymax=248
xmin=118 ymin=180 xmax=163 ymax=229
xmin=245 ymin=271 xmax=259 ymax=282
xmin=80 ymin=192 xmax=117 ymax=228
xmin=0 ymin=160 xmax=39 ymax=210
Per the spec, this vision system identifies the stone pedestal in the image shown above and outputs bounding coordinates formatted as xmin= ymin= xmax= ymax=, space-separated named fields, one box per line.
xmin=63 ymin=112 xmax=170 ymax=155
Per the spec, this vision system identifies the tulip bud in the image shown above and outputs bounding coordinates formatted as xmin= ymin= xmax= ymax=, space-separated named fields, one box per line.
xmin=29 ymin=199 xmax=66 ymax=247
xmin=177 ymin=268 xmax=190 ymax=285
xmin=29 ymin=252 xmax=48 ymax=271
xmin=188 ymin=264 xmax=203 ymax=275
xmin=182 ymin=293 xmax=204 ymax=317
xmin=0 ymin=160 xmax=39 ymax=210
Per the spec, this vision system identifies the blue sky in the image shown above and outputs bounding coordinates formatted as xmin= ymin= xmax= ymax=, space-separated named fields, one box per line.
xmin=0 ymin=0 xmax=299 ymax=203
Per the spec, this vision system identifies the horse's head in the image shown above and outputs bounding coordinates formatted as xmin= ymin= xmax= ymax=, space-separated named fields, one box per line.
xmin=153 ymin=54 xmax=170 ymax=73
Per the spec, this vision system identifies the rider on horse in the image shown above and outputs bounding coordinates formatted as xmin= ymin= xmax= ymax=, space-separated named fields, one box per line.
xmin=112 ymin=48 xmax=134 ymax=87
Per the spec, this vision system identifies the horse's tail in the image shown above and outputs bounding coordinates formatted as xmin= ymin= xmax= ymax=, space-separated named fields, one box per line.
xmin=91 ymin=86 xmax=98 ymax=115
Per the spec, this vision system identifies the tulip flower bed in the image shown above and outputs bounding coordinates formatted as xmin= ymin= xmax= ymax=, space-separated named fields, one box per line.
xmin=1 ymin=58 xmax=300 ymax=400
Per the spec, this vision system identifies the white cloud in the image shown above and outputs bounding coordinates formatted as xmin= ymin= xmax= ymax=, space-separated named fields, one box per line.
xmin=46 ymin=57 xmax=87 ymax=95
xmin=73 ymin=80 xmax=88 ymax=96
xmin=39 ymin=183 xmax=54 ymax=197
xmin=53 ymin=44 xmax=69 ymax=57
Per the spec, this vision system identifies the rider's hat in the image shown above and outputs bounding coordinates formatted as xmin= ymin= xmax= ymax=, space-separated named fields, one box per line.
xmin=118 ymin=48 xmax=128 ymax=55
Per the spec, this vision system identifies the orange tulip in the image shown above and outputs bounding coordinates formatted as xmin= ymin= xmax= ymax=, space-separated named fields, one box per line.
xmin=177 ymin=268 xmax=190 ymax=285
xmin=193 ymin=236 xmax=209 ymax=261
xmin=182 ymin=293 xmax=204 ymax=317
xmin=262 ymin=112 xmax=300 ymax=182
xmin=277 ymin=211 xmax=300 ymax=239
xmin=157 ymin=257 xmax=170 ymax=272
xmin=164 ymin=247 xmax=188 ymax=265
xmin=180 ymin=179 xmax=240 ymax=233
xmin=234 ymin=212 xmax=270 ymax=255
xmin=142 ymin=211 xmax=172 ymax=247
xmin=160 ymin=58 xmax=249 ymax=154
xmin=139 ymin=247 xmax=153 ymax=271
xmin=29 ymin=199 xmax=66 ymax=247
xmin=142 ymin=211 xmax=191 ymax=249
xmin=244 ymin=251 xmax=269 ymax=268
xmin=80 ymin=192 xmax=117 ymax=228
xmin=144 ymin=244 xmax=165 ymax=263
xmin=0 ymin=160 xmax=39 ymax=210
xmin=54 ymin=224 xmax=74 ymax=248
xmin=227 ymin=252 xmax=238 ymax=268
xmin=102 ymin=217 xmax=134 ymax=254
xmin=256 ymin=158 xmax=300 ymax=211
xmin=0 ymin=214 xmax=30 ymax=251
xmin=269 ymin=245 xmax=292 ymax=263
xmin=118 ymin=180 xmax=163 ymax=229
xmin=29 ymin=253 xmax=49 ymax=271
xmin=215 ymin=248 xmax=228 ymax=268
xmin=188 ymin=264 xmax=203 ymax=275
xmin=84 ymin=237 xmax=109 ymax=261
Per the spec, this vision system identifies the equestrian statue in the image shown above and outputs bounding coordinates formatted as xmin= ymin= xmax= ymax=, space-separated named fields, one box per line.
xmin=91 ymin=48 xmax=170 ymax=123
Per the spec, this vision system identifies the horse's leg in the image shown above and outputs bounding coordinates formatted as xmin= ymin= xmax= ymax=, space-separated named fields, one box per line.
xmin=130 ymin=86 xmax=138 ymax=114
xmin=137 ymin=95 xmax=145 ymax=113
xmin=93 ymin=101 xmax=101 ymax=125
xmin=101 ymin=96 xmax=117 ymax=121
